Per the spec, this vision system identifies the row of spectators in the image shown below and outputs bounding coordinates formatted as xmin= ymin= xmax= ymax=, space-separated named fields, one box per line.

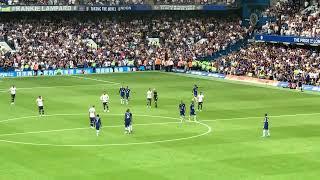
xmin=261 ymin=0 xmax=320 ymax=38
xmin=0 ymin=0 xmax=235 ymax=5
xmin=0 ymin=15 xmax=247 ymax=72
xmin=214 ymin=43 xmax=320 ymax=86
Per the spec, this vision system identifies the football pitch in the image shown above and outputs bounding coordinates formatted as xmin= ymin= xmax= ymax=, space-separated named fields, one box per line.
xmin=0 ymin=71 xmax=320 ymax=180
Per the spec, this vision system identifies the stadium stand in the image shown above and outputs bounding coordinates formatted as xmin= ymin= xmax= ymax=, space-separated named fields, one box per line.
xmin=0 ymin=14 xmax=247 ymax=71
xmin=214 ymin=43 xmax=320 ymax=86
xmin=260 ymin=0 xmax=320 ymax=37
xmin=0 ymin=0 xmax=318 ymax=89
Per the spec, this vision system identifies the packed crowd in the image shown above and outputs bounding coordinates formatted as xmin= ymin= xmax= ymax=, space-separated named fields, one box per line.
xmin=261 ymin=0 xmax=320 ymax=37
xmin=214 ymin=43 xmax=320 ymax=86
xmin=0 ymin=16 xmax=247 ymax=72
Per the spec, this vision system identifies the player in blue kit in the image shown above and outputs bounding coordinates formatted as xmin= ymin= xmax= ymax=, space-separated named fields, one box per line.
xmin=95 ymin=114 xmax=102 ymax=136
xmin=119 ymin=86 xmax=126 ymax=105
xmin=192 ymin=85 xmax=198 ymax=97
xmin=124 ymin=109 xmax=133 ymax=134
xmin=189 ymin=101 xmax=197 ymax=121
xmin=179 ymin=101 xmax=186 ymax=123
xmin=125 ymin=86 xmax=131 ymax=105
xmin=262 ymin=113 xmax=270 ymax=137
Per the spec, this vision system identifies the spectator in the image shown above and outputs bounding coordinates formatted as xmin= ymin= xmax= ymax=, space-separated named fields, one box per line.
xmin=0 ymin=15 xmax=247 ymax=72
xmin=215 ymin=43 xmax=320 ymax=86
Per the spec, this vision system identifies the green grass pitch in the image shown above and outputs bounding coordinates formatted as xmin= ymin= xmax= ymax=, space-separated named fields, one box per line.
xmin=0 ymin=72 xmax=320 ymax=180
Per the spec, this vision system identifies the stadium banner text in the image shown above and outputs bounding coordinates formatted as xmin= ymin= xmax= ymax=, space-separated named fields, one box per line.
xmin=87 ymin=5 xmax=151 ymax=11
xmin=255 ymin=34 xmax=320 ymax=46
xmin=0 ymin=5 xmax=230 ymax=12
xmin=0 ymin=67 xmax=137 ymax=77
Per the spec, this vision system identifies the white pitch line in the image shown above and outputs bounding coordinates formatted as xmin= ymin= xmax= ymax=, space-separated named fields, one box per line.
xmin=1 ymin=111 xmax=320 ymax=124
xmin=0 ymin=113 xmax=87 ymax=123
xmin=0 ymin=121 xmax=182 ymax=137
xmin=0 ymin=113 xmax=179 ymax=123
xmin=200 ymin=112 xmax=320 ymax=122
xmin=70 ymin=75 xmax=120 ymax=85
xmin=0 ymin=84 xmax=109 ymax=93
xmin=3 ymin=111 xmax=320 ymax=147
xmin=0 ymin=121 xmax=211 ymax=147
xmin=1 ymin=111 xmax=320 ymax=137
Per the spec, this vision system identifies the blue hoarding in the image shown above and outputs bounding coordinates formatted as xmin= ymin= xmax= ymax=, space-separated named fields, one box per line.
xmin=0 ymin=67 xmax=136 ymax=78
xmin=255 ymin=34 xmax=320 ymax=45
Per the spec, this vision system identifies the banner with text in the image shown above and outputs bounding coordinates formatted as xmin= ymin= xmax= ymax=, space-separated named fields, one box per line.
xmin=255 ymin=34 xmax=320 ymax=46
xmin=0 ymin=67 xmax=136 ymax=77
xmin=0 ymin=4 xmax=231 ymax=12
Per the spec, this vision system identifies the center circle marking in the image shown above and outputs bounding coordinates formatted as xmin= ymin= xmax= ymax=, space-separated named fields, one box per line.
xmin=0 ymin=114 xmax=212 ymax=147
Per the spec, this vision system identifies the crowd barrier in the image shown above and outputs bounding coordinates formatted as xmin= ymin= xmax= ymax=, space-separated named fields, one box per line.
xmin=0 ymin=66 xmax=142 ymax=77
xmin=2 ymin=67 xmax=320 ymax=93
xmin=172 ymin=69 xmax=320 ymax=93
xmin=225 ymin=75 xmax=279 ymax=86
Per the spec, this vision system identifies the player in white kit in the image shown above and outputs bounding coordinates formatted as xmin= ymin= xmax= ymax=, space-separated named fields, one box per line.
xmin=197 ymin=92 xmax=204 ymax=111
xmin=36 ymin=96 xmax=45 ymax=116
xmin=100 ymin=92 xmax=110 ymax=112
xmin=9 ymin=85 xmax=16 ymax=105
xmin=146 ymin=88 xmax=153 ymax=108
xmin=89 ymin=106 xmax=96 ymax=128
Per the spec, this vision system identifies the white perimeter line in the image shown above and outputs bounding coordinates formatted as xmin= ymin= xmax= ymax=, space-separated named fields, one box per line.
xmin=0 ymin=113 xmax=181 ymax=123
xmin=0 ymin=121 xmax=182 ymax=137
xmin=0 ymin=84 xmax=108 ymax=92
xmin=70 ymin=75 xmax=120 ymax=85
xmin=200 ymin=112 xmax=320 ymax=122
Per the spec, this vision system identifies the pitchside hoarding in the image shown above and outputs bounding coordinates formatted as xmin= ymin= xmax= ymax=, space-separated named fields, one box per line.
xmin=0 ymin=67 xmax=135 ymax=77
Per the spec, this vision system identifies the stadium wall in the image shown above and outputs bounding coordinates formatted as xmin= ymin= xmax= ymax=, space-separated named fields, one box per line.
xmin=2 ymin=67 xmax=320 ymax=93
xmin=0 ymin=66 xmax=143 ymax=77
xmin=172 ymin=69 xmax=320 ymax=93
